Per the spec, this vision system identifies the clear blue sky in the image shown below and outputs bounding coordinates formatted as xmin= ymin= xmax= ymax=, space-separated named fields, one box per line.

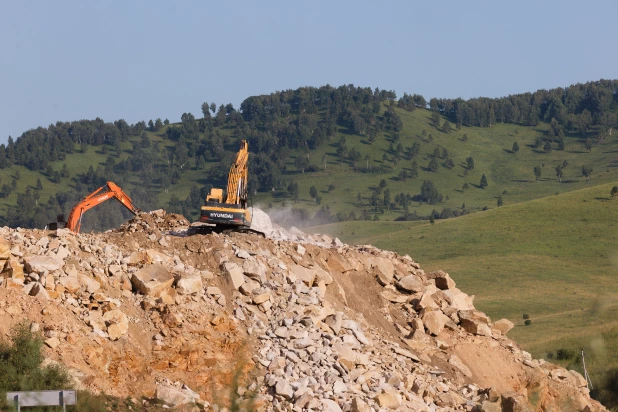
xmin=1 ymin=0 xmax=617 ymax=144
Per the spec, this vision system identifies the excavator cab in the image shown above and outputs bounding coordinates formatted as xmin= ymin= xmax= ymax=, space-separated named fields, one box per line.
xmin=48 ymin=214 xmax=66 ymax=230
xmin=206 ymin=188 xmax=224 ymax=203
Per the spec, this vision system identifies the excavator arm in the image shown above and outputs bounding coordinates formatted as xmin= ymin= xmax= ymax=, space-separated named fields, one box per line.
xmin=224 ymin=140 xmax=249 ymax=208
xmin=65 ymin=182 xmax=140 ymax=233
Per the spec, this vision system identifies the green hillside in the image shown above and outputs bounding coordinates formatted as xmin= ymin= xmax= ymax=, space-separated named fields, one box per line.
xmin=1 ymin=81 xmax=617 ymax=232
xmin=308 ymin=183 xmax=618 ymax=404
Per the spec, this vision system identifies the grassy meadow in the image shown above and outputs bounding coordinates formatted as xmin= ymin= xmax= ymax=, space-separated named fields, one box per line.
xmin=258 ymin=108 xmax=618 ymax=222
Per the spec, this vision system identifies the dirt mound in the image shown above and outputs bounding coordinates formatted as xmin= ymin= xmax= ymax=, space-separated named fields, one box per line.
xmin=117 ymin=210 xmax=190 ymax=234
xmin=0 ymin=210 xmax=606 ymax=411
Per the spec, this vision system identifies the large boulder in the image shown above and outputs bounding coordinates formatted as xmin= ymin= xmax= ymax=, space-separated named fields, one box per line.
xmin=24 ymin=256 xmax=64 ymax=274
xmin=79 ymin=274 xmax=101 ymax=293
xmin=2 ymin=257 xmax=24 ymax=281
xmin=397 ymin=275 xmax=424 ymax=293
xmin=145 ymin=249 xmax=172 ymax=264
xmin=155 ymin=384 xmax=199 ymax=407
xmin=321 ymin=399 xmax=343 ymax=412
xmin=103 ymin=309 xmax=129 ymax=340
xmin=372 ymin=257 xmax=394 ymax=283
xmin=442 ymin=288 xmax=475 ymax=311
xmin=333 ymin=343 xmax=361 ymax=369
xmin=275 ymin=379 xmax=294 ymax=400
xmin=222 ymin=262 xmax=245 ymax=290
xmin=427 ymin=270 xmax=456 ymax=290
xmin=131 ymin=265 xmax=174 ymax=297
xmin=493 ymin=318 xmax=515 ymax=335
xmin=459 ymin=310 xmax=492 ymax=337
xmin=289 ymin=264 xmax=316 ymax=286
xmin=380 ymin=290 xmax=408 ymax=304
xmin=0 ymin=238 xmax=10 ymax=260
xmin=422 ymin=310 xmax=450 ymax=336
xmin=415 ymin=291 xmax=439 ymax=311
xmin=59 ymin=276 xmax=81 ymax=294
xmin=374 ymin=390 xmax=401 ymax=409
xmin=242 ymin=259 xmax=266 ymax=283
xmin=176 ymin=274 xmax=203 ymax=295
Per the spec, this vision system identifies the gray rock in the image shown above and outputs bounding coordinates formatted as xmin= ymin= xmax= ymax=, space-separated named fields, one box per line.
xmin=321 ymin=399 xmax=343 ymax=412
xmin=24 ymin=255 xmax=64 ymax=274
xmin=176 ymin=274 xmax=203 ymax=295
xmin=324 ymin=312 xmax=343 ymax=334
xmin=235 ymin=249 xmax=251 ymax=259
xmin=275 ymin=379 xmax=294 ymax=399
xmin=155 ymin=384 xmax=198 ymax=406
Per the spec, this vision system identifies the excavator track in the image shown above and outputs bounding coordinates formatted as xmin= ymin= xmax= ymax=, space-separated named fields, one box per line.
xmin=187 ymin=223 xmax=265 ymax=238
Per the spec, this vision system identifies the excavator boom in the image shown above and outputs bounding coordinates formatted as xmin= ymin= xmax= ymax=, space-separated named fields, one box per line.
xmin=225 ymin=140 xmax=249 ymax=208
xmin=56 ymin=182 xmax=140 ymax=233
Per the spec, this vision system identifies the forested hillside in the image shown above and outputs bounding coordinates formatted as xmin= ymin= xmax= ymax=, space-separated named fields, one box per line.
xmin=1 ymin=80 xmax=617 ymax=231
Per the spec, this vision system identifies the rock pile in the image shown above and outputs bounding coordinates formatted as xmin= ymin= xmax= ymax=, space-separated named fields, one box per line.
xmin=0 ymin=210 xmax=606 ymax=411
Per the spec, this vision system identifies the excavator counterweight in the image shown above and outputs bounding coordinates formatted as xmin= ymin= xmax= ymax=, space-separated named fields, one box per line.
xmin=49 ymin=182 xmax=140 ymax=233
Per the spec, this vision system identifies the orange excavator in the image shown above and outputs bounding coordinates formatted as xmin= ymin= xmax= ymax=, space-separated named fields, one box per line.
xmin=49 ymin=182 xmax=140 ymax=233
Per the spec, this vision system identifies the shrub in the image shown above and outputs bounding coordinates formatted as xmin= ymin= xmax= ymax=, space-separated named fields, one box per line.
xmin=556 ymin=348 xmax=575 ymax=361
xmin=524 ymin=319 xmax=532 ymax=326
xmin=523 ymin=313 xmax=530 ymax=320
xmin=0 ymin=322 xmax=72 ymax=395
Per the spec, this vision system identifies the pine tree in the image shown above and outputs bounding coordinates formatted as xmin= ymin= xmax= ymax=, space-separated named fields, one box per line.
xmin=442 ymin=120 xmax=452 ymax=133
xmin=466 ymin=156 xmax=475 ymax=170
xmin=480 ymin=174 xmax=488 ymax=188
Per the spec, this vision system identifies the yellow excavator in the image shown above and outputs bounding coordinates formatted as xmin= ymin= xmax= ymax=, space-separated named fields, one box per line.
xmin=189 ymin=140 xmax=263 ymax=236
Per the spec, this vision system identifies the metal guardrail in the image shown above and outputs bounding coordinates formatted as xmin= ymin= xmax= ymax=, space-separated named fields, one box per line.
xmin=6 ymin=390 xmax=76 ymax=411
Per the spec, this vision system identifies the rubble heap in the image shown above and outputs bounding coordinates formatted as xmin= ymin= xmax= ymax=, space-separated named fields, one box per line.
xmin=0 ymin=210 xmax=606 ymax=411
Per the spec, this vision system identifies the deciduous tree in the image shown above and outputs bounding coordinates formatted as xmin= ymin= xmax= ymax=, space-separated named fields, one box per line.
xmin=534 ymin=166 xmax=542 ymax=181
xmin=309 ymin=185 xmax=317 ymax=199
